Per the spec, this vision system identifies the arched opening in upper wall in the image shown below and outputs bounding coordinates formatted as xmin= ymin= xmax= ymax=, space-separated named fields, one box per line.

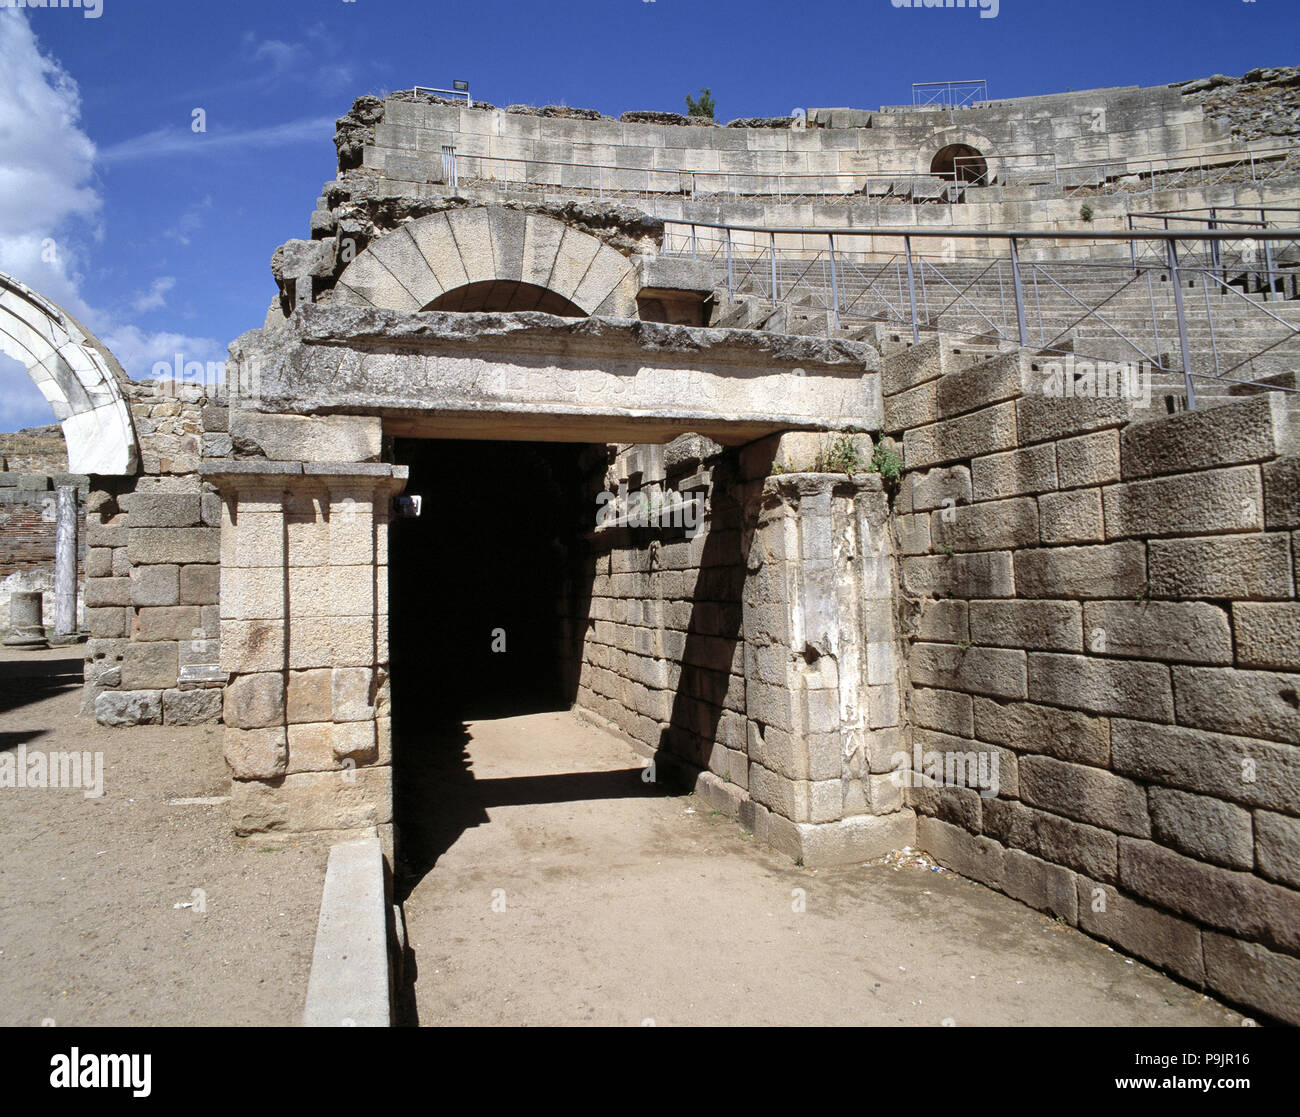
xmin=931 ymin=143 xmax=989 ymax=185
xmin=422 ymin=281 xmax=587 ymax=316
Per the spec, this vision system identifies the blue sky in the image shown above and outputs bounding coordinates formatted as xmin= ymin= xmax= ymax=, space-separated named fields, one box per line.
xmin=0 ymin=0 xmax=1296 ymax=430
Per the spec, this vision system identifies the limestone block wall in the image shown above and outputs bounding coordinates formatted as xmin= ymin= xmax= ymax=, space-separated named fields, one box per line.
xmin=575 ymin=438 xmax=749 ymax=779
xmin=574 ymin=432 xmax=916 ymax=866
xmin=81 ymin=381 xmax=225 ymax=727
xmin=883 ymin=335 xmax=1300 ymax=1023
xmin=208 ymin=460 xmax=405 ymax=855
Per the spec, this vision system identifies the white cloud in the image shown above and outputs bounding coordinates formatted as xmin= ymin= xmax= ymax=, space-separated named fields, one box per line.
xmin=99 ymin=324 xmax=226 ymax=382
xmin=97 ymin=115 xmax=336 ymax=165
xmin=131 ymin=275 xmax=176 ymax=312
xmin=0 ymin=8 xmax=99 ymax=316
xmin=0 ymin=12 xmax=235 ymax=429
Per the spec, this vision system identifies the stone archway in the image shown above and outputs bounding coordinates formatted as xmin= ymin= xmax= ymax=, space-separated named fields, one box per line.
xmin=331 ymin=207 xmax=639 ymax=318
xmin=0 ymin=272 xmax=138 ymax=475
xmin=931 ymin=142 xmax=989 ymax=185
xmin=920 ymin=126 xmax=1000 ymax=187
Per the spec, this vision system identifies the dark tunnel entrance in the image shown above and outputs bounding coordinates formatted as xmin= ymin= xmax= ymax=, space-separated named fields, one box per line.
xmin=930 ymin=143 xmax=989 ymax=185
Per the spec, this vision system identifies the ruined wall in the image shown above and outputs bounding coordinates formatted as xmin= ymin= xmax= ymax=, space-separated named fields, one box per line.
xmin=883 ymin=335 xmax=1300 ymax=1024
xmin=0 ymin=426 xmax=88 ymax=635
xmin=575 ymin=437 xmax=749 ymax=780
xmin=576 ymin=430 xmax=915 ymax=866
xmin=330 ymin=78 xmax=1300 ymax=261
xmin=81 ymin=380 xmax=224 ymax=726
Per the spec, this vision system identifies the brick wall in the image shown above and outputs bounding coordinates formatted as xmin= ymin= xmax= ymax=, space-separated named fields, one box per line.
xmin=885 ymin=334 xmax=1300 ymax=1024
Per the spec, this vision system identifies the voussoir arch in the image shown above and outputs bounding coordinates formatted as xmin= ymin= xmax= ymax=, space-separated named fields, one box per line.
xmin=0 ymin=272 xmax=138 ymax=476
xmin=331 ymin=206 xmax=639 ymax=318
xmin=918 ymin=125 xmax=1001 ymax=186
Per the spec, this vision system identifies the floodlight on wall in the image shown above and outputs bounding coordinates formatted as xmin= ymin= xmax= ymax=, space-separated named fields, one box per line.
xmin=453 ymin=81 xmax=469 ymax=92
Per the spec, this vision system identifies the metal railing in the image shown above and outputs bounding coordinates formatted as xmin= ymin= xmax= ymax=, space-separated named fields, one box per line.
xmin=912 ymin=80 xmax=989 ymax=110
xmin=662 ymin=220 xmax=1300 ymax=410
xmin=1126 ymin=207 xmax=1300 ymax=297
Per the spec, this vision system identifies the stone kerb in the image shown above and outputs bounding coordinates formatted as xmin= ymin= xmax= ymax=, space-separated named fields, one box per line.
xmin=202 ymin=458 xmax=407 ymax=856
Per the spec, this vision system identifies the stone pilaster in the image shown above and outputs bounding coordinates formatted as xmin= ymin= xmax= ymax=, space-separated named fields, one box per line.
xmin=203 ymin=460 xmax=406 ymax=858
xmin=740 ymin=470 xmax=915 ymax=866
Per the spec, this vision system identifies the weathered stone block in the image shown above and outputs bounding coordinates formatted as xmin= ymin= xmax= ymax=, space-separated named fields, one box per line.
xmin=1120 ymin=394 xmax=1289 ymax=480
xmin=134 ymin=606 xmax=200 ymax=642
xmin=1148 ymin=785 xmax=1253 ymax=869
xmin=1148 ymin=534 xmax=1293 ymax=599
xmin=915 ymin=815 xmax=1004 ymax=888
xmin=1027 ymin=652 xmax=1173 ymax=721
xmin=910 ymin=643 xmax=1027 ymax=700
xmin=223 ymin=727 xmax=289 ymax=780
xmin=1255 ymin=811 xmax=1300 ymax=890
xmin=1263 ymin=456 xmax=1299 ymax=530
xmin=910 ymin=464 xmax=972 ymax=511
xmin=179 ymin=564 xmax=220 ymax=606
xmin=223 ymin=672 xmax=286 ymax=730
xmin=901 ymin=551 xmax=1014 ymax=599
xmin=930 ymin=497 xmax=1038 ymax=552
xmin=1038 ymin=487 xmax=1104 ymax=544
xmin=1020 ymin=754 xmax=1150 ymax=837
xmin=1056 ymin=429 xmax=1120 ymax=489
xmin=119 ymin=492 xmax=201 ymax=528
xmin=162 ymin=687 xmax=223 ymax=726
xmin=1203 ymin=932 xmax=1300 ymax=1027
xmin=971 ymin=443 xmax=1057 ymax=501
xmin=85 ymin=577 xmax=130 ymax=608
xmin=909 ymin=686 xmax=974 ymax=737
xmin=1081 ymin=600 xmax=1232 ymax=664
xmin=120 ymin=641 xmax=178 ymax=690
xmin=1002 ymin=848 xmax=1078 ymax=924
xmin=984 ymin=798 xmax=1117 ymax=881
xmin=1076 ymin=876 xmax=1205 ymax=986
xmin=127 ymin=527 xmax=220 ymax=565
xmin=1102 ymin=466 xmax=1263 ymax=539
xmin=95 ymin=690 xmax=162 ymax=727
xmin=1172 ymin=665 xmax=1300 ymax=745
xmin=232 ymin=413 xmax=383 ymax=463
xmin=973 ymin=697 xmax=1110 ymax=765
xmin=1112 ymin=718 xmax=1300 ymax=812
xmin=969 ymin=599 xmax=1082 ymax=652
xmin=130 ymin=565 xmax=180 ymax=608
xmin=1118 ymin=837 xmax=1300 ymax=955
xmin=904 ymin=402 xmax=1017 ymax=470
xmin=1232 ymin=603 xmax=1300 ymax=670
xmin=1015 ymin=542 xmax=1146 ymax=599
xmin=287 ymin=668 xmax=333 ymax=725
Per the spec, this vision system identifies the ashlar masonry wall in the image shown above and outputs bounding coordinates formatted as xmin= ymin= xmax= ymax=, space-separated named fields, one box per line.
xmin=883 ymin=333 xmax=1300 ymax=1024
xmin=81 ymin=380 xmax=225 ymax=727
xmin=575 ymin=431 xmax=915 ymax=866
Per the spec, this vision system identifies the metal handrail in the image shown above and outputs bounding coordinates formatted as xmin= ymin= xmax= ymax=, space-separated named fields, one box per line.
xmin=663 ymin=219 xmax=1300 ymax=406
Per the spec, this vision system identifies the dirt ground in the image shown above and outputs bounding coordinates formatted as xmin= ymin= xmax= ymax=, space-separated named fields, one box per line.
xmin=0 ymin=646 xmax=326 ymax=1027
xmin=399 ymin=711 xmax=1245 ymax=1027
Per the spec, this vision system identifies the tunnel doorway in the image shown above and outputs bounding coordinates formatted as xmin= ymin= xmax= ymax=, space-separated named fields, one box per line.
xmin=388 ymin=436 xmax=609 ymax=894
xmin=388 ymin=437 xmax=598 ymax=725
xmin=930 ymin=143 xmax=989 ymax=185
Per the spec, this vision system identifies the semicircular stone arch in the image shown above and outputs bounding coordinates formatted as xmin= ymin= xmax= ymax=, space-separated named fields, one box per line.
xmin=0 ymin=272 xmax=138 ymax=476
xmin=332 ymin=206 xmax=639 ymax=318
xmin=918 ymin=126 xmax=1001 ymax=185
